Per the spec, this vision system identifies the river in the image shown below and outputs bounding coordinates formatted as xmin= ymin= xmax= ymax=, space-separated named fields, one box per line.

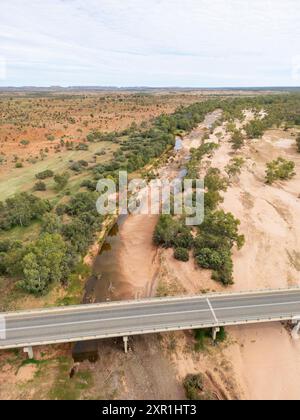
xmin=72 ymin=110 xmax=221 ymax=361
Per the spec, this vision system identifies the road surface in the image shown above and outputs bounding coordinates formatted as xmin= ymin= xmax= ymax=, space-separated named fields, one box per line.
xmin=0 ymin=289 xmax=300 ymax=350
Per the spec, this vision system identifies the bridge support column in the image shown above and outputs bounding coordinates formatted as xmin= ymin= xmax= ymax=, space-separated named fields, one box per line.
xmin=212 ymin=327 xmax=220 ymax=342
xmin=292 ymin=321 xmax=300 ymax=340
xmin=123 ymin=336 xmax=129 ymax=353
xmin=23 ymin=346 xmax=34 ymax=359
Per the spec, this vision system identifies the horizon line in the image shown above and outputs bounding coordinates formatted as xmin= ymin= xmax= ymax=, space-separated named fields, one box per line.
xmin=0 ymin=85 xmax=300 ymax=90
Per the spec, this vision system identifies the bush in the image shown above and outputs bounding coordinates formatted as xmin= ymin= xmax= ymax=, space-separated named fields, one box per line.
xmin=265 ymin=158 xmax=296 ymax=184
xmin=33 ymin=181 xmax=46 ymax=191
xmin=193 ymin=210 xmax=244 ymax=285
xmin=75 ymin=143 xmax=89 ymax=151
xmin=15 ymin=162 xmax=23 ymax=168
xmin=19 ymin=233 xmax=68 ymax=295
xmin=196 ymin=248 xmax=224 ymax=270
xmin=183 ymin=374 xmax=204 ymax=400
xmin=81 ymin=179 xmax=96 ymax=191
xmin=230 ymin=130 xmax=244 ymax=150
xmin=245 ymin=119 xmax=266 ymax=139
xmin=70 ymin=160 xmax=88 ymax=172
xmin=0 ymin=193 xmax=51 ymax=230
xmin=172 ymin=229 xmax=193 ymax=249
xmin=20 ymin=139 xmax=30 ymax=146
xmin=153 ymin=215 xmax=181 ymax=248
xmin=225 ymin=157 xmax=245 ymax=179
xmin=54 ymin=172 xmax=69 ymax=191
xmin=153 ymin=215 xmax=193 ymax=249
xmin=204 ymin=168 xmax=227 ymax=193
xmin=35 ymin=170 xmax=54 ymax=180
xmin=296 ymin=134 xmax=300 ymax=152
xmin=174 ymin=247 xmax=189 ymax=262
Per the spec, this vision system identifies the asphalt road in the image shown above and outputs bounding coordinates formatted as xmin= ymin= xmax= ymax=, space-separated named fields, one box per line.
xmin=0 ymin=289 xmax=300 ymax=349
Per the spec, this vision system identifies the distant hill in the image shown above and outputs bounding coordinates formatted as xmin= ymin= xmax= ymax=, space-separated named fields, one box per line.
xmin=0 ymin=86 xmax=299 ymax=93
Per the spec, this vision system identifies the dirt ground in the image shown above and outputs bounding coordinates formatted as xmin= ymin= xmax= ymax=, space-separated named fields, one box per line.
xmin=0 ymin=92 xmax=205 ymax=174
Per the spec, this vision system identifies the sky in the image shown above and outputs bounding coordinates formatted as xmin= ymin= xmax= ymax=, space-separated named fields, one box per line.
xmin=0 ymin=0 xmax=300 ymax=87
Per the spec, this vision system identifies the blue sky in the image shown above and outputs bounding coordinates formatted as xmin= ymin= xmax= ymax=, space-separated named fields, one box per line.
xmin=0 ymin=0 xmax=299 ymax=87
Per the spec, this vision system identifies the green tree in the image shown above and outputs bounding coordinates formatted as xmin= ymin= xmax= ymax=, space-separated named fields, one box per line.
xmin=245 ymin=119 xmax=266 ymax=139
xmin=54 ymin=172 xmax=69 ymax=191
xmin=225 ymin=157 xmax=245 ymax=179
xmin=19 ymin=233 xmax=68 ymax=295
xmin=201 ymin=210 xmax=245 ymax=249
xmin=0 ymin=193 xmax=51 ymax=230
xmin=41 ymin=213 xmax=62 ymax=234
xmin=265 ymin=158 xmax=296 ymax=184
xmin=230 ymin=130 xmax=244 ymax=150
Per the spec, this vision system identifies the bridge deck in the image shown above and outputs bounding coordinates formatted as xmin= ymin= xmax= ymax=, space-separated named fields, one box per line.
xmin=0 ymin=289 xmax=300 ymax=349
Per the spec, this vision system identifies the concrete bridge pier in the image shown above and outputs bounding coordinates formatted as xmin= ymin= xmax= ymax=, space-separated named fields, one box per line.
xmin=123 ymin=336 xmax=129 ymax=353
xmin=212 ymin=327 xmax=220 ymax=341
xmin=292 ymin=321 xmax=300 ymax=340
xmin=23 ymin=346 xmax=34 ymax=359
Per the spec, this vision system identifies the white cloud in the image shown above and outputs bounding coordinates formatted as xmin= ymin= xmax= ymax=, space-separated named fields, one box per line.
xmin=0 ymin=0 xmax=299 ymax=86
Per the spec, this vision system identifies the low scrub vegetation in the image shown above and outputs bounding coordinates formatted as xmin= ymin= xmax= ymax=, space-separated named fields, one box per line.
xmin=265 ymin=158 xmax=296 ymax=184
xmin=296 ymin=134 xmax=300 ymax=152
xmin=230 ymin=129 xmax=244 ymax=150
xmin=225 ymin=157 xmax=245 ymax=180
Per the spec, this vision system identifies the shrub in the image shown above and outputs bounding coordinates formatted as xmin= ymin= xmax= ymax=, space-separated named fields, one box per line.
xmin=76 ymin=143 xmax=89 ymax=151
xmin=204 ymin=168 xmax=227 ymax=192
xmin=230 ymin=130 xmax=244 ymax=150
xmin=265 ymin=158 xmax=296 ymax=184
xmin=35 ymin=170 xmax=54 ymax=180
xmin=153 ymin=215 xmax=193 ymax=249
xmin=15 ymin=162 xmax=23 ymax=168
xmin=225 ymin=157 xmax=245 ymax=179
xmin=0 ymin=193 xmax=51 ymax=230
xmin=153 ymin=215 xmax=181 ymax=248
xmin=33 ymin=181 xmax=46 ymax=191
xmin=245 ymin=119 xmax=266 ymax=139
xmin=196 ymin=248 xmax=224 ymax=270
xmin=172 ymin=229 xmax=193 ymax=249
xmin=54 ymin=172 xmax=69 ymax=191
xmin=183 ymin=374 xmax=204 ymax=400
xmin=18 ymin=233 xmax=68 ymax=295
xmin=174 ymin=247 xmax=189 ymax=262
xmin=81 ymin=179 xmax=96 ymax=191
xmin=41 ymin=214 xmax=62 ymax=234
xmin=296 ymin=134 xmax=300 ymax=152
xmin=20 ymin=139 xmax=30 ymax=146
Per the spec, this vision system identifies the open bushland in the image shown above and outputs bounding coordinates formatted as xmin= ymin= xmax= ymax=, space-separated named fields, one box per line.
xmin=0 ymin=91 xmax=300 ymax=399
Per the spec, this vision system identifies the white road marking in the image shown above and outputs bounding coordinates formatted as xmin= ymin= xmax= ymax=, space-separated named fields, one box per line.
xmin=207 ymin=298 xmax=219 ymax=324
xmin=0 ymin=307 xmax=212 ymax=334
xmin=213 ymin=300 xmax=300 ymax=312
xmin=3 ymin=291 xmax=300 ymax=320
xmin=1 ymin=299 xmax=300 ymax=337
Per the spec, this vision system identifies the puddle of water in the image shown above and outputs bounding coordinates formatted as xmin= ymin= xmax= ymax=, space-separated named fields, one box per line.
xmin=174 ymin=137 xmax=183 ymax=152
xmin=72 ymin=340 xmax=100 ymax=363
xmin=72 ymin=216 xmax=128 ymax=362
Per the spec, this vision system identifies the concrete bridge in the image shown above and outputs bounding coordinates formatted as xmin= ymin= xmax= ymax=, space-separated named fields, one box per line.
xmin=0 ymin=288 xmax=300 ymax=358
